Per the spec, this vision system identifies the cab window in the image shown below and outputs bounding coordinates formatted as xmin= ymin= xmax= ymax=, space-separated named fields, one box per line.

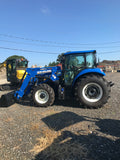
xmin=17 ymin=61 xmax=28 ymax=68
xmin=65 ymin=54 xmax=85 ymax=69
xmin=86 ymin=53 xmax=95 ymax=68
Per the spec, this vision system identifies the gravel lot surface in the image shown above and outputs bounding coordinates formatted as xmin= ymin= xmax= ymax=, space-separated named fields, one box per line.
xmin=0 ymin=72 xmax=120 ymax=160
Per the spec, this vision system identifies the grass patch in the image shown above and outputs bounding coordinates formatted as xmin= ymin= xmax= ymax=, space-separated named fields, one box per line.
xmin=41 ymin=109 xmax=60 ymax=117
xmin=30 ymin=128 xmax=88 ymax=160
xmin=30 ymin=127 xmax=61 ymax=153
xmin=30 ymin=122 xmax=40 ymax=131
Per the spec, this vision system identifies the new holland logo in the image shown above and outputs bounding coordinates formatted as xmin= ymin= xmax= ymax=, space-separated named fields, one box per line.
xmin=37 ymin=70 xmax=52 ymax=74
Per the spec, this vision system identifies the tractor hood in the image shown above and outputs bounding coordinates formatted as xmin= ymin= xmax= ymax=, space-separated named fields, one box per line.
xmin=36 ymin=66 xmax=62 ymax=75
xmin=26 ymin=66 xmax=62 ymax=81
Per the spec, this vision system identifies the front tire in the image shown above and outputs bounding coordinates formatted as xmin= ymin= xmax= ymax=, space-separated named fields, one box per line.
xmin=75 ymin=74 xmax=110 ymax=108
xmin=33 ymin=84 xmax=55 ymax=107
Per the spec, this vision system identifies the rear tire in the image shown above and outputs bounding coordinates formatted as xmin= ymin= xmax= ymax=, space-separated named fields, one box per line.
xmin=33 ymin=84 xmax=55 ymax=107
xmin=75 ymin=74 xmax=110 ymax=108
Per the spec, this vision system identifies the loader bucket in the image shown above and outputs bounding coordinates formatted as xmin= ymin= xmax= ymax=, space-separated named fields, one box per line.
xmin=0 ymin=84 xmax=18 ymax=91
xmin=0 ymin=91 xmax=15 ymax=107
xmin=0 ymin=84 xmax=11 ymax=91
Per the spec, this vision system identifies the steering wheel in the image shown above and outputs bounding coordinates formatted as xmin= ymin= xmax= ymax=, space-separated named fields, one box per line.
xmin=71 ymin=65 xmax=83 ymax=70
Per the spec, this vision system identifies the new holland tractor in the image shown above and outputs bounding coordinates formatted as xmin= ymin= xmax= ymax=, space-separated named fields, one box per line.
xmin=13 ymin=50 xmax=113 ymax=108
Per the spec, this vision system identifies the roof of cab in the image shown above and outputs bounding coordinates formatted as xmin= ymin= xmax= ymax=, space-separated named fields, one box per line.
xmin=64 ymin=50 xmax=96 ymax=55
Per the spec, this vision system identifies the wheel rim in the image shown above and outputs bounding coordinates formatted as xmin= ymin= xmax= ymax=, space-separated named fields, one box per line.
xmin=82 ymin=83 xmax=103 ymax=103
xmin=35 ymin=89 xmax=49 ymax=104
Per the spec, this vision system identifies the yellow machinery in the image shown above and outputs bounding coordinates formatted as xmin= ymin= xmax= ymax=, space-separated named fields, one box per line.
xmin=6 ymin=58 xmax=28 ymax=84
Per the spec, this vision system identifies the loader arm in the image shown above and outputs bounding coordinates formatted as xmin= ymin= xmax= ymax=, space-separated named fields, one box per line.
xmin=14 ymin=66 xmax=62 ymax=100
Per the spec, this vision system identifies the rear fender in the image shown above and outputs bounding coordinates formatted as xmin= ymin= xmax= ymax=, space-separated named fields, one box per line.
xmin=72 ymin=68 xmax=105 ymax=86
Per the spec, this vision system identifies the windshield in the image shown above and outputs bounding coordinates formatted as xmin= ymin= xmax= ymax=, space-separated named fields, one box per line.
xmin=17 ymin=61 xmax=28 ymax=68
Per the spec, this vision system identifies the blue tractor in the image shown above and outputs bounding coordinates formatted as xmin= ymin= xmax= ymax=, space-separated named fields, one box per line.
xmin=14 ymin=50 xmax=113 ymax=108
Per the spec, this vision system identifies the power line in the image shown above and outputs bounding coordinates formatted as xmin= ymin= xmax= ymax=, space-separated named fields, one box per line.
xmin=0 ymin=34 xmax=71 ymax=45
xmin=0 ymin=33 xmax=120 ymax=46
xmin=0 ymin=46 xmax=58 ymax=54
xmin=0 ymin=46 xmax=120 ymax=55
xmin=99 ymin=50 xmax=120 ymax=54
xmin=0 ymin=39 xmax=81 ymax=48
xmin=1 ymin=39 xmax=120 ymax=49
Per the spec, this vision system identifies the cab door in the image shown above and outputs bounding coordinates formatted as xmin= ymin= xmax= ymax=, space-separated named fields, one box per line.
xmin=7 ymin=60 xmax=16 ymax=83
xmin=64 ymin=54 xmax=85 ymax=85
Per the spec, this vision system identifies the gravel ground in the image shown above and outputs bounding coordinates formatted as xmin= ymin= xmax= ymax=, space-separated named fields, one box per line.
xmin=0 ymin=72 xmax=120 ymax=160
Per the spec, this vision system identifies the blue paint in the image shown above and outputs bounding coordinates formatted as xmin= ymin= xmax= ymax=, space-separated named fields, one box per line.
xmin=72 ymin=68 xmax=105 ymax=86
xmin=14 ymin=66 xmax=62 ymax=99
xmin=64 ymin=50 xmax=96 ymax=55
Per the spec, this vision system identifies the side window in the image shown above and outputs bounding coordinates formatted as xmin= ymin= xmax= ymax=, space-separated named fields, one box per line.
xmin=86 ymin=54 xmax=94 ymax=67
xmin=69 ymin=56 xmax=78 ymax=67
xmin=7 ymin=61 xmax=16 ymax=72
xmin=12 ymin=62 xmax=16 ymax=71
xmin=65 ymin=55 xmax=85 ymax=69
xmin=75 ymin=56 xmax=85 ymax=67
xmin=8 ymin=63 xmax=12 ymax=71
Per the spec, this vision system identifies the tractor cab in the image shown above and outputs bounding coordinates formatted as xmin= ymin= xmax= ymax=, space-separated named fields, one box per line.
xmin=62 ymin=50 xmax=97 ymax=85
xmin=6 ymin=58 xmax=28 ymax=84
